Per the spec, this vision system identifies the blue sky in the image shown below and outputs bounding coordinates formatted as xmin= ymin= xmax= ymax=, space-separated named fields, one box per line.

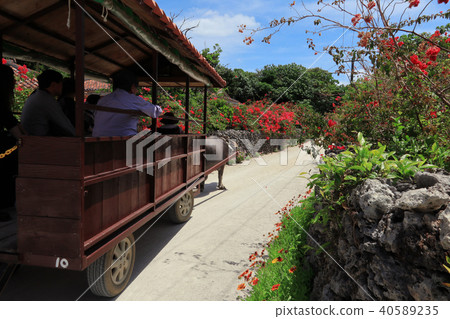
xmin=158 ymin=1 xmax=449 ymax=84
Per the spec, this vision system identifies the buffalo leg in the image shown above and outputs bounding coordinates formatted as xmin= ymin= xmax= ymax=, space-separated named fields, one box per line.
xmin=217 ymin=166 xmax=226 ymax=190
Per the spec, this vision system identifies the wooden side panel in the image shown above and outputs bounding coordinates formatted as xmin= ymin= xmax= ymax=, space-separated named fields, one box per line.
xmin=131 ymin=172 xmax=140 ymax=212
xmin=82 ymin=170 xmax=150 ymax=243
xmin=113 ymin=140 xmax=127 ymax=170
xmin=187 ymin=154 xmax=202 ymax=180
xmin=118 ymin=174 xmax=133 ymax=219
xmin=84 ymin=183 xmax=103 ymax=240
xmin=82 ymin=138 xmax=157 ymax=244
xmin=16 ymin=178 xmax=82 ymax=219
xmin=19 ymin=136 xmax=82 ymax=166
xmin=18 ymin=216 xmax=81 ymax=258
xmin=170 ymin=136 xmax=185 ymax=157
xmin=102 ymin=178 xmax=119 ymax=230
xmin=84 ymin=142 xmax=95 ymax=177
xmin=94 ymin=142 xmax=114 ymax=175
xmin=154 ymin=157 xmax=184 ymax=198
xmin=139 ymin=171 xmax=151 ymax=206
xmin=19 ymin=164 xmax=81 ymax=180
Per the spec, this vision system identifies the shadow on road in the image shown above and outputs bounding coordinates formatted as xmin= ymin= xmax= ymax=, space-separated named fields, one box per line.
xmin=1 ymin=181 xmax=228 ymax=301
xmin=0 ymin=212 xmax=187 ymax=301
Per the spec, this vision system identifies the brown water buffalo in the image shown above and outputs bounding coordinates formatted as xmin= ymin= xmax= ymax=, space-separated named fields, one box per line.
xmin=200 ymin=136 xmax=236 ymax=192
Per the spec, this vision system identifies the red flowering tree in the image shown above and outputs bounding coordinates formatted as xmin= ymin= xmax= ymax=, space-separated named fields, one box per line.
xmin=240 ymin=1 xmax=450 ymax=161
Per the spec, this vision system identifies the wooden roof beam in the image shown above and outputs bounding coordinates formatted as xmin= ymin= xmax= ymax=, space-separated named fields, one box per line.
xmin=0 ymin=1 xmax=66 ymax=33
xmin=84 ymin=6 xmax=155 ymax=57
xmin=0 ymin=9 xmax=126 ymax=70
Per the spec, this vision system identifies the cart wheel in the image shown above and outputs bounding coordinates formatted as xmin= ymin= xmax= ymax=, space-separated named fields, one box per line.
xmin=168 ymin=190 xmax=194 ymax=223
xmin=87 ymin=234 xmax=136 ymax=297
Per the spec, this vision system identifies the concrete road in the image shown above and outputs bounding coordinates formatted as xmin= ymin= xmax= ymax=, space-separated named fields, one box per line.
xmin=0 ymin=145 xmax=317 ymax=301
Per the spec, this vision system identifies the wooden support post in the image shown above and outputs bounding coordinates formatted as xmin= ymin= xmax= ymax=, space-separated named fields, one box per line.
xmin=69 ymin=58 xmax=75 ymax=80
xmin=75 ymin=1 xmax=85 ymax=137
xmin=203 ymin=85 xmax=208 ymax=134
xmin=151 ymin=53 xmax=158 ymax=132
xmin=185 ymin=76 xmax=190 ymax=134
xmin=0 ymin=33 xmax=3 ymax=59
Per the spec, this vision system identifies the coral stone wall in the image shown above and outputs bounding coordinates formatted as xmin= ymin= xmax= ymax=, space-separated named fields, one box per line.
xmin=307 ymin=171 xmax=450 ymax=300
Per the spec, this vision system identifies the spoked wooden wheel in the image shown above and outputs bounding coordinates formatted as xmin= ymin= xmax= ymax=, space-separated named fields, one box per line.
xmin=87 ymin=234 xmax=136 ymax=297
xmin=168 ymin=190 xmax=194 ymax=223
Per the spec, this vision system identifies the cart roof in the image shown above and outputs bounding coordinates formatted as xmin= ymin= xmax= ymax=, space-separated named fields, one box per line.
xmin=0 ymin=0 xmax=226 ymax=88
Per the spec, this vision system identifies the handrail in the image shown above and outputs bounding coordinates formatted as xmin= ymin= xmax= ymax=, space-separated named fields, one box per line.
xmin=84 ymin=104 xmax=206 ymax=124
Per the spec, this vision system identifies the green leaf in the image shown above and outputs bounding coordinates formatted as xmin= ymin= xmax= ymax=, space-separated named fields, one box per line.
xmin=357 ymin=132 xmax=365 ymax=145
xmin=443 ymin=264 xmax=450 ymax=274
xmin=364 ymin=162 xmax=373 ymax=171
xmin=431 ymin=142 xmax=437 ymax=153
xmin=349 ymin=165 xmax=366 ymax=171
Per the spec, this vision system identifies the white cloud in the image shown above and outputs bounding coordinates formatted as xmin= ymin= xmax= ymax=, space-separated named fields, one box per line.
xmin=190 ymin=10 xmax=260 ymax=37
xmin=176 ymin=10 xmax=262 ymax=68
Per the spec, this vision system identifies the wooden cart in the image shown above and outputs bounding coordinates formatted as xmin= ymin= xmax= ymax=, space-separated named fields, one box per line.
xmin=0 ymin=0 xmax=230 ymax=297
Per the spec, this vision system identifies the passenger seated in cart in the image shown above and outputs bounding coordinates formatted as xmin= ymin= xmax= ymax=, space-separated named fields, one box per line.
xmin=0 ymin=64 xmax=26 ymax=221
xmin=58 ymin=78 xmax=95 ymax=136
xmin=84 ymin=94 xmax=100 ymax=136
xmin=21 ymin=70 xmax=75 ymax=136
xmin=157 ymin=111 xmax=184 ymax=134
xmin=58 ymin=78 xmax=76 ymax=127
xmin=92 ymin=69 xmax=162 ymax=137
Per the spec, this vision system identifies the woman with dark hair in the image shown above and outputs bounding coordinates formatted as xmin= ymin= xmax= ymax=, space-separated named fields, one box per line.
xmin=0 ymin=64 xmax=26 ymax=221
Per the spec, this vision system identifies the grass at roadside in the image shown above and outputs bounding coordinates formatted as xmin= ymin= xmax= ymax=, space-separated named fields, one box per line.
xmin=238 ymin=194 xmax=316 ymax=301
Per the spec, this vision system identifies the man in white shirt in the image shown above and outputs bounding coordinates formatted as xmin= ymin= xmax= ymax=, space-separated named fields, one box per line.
xmin=92 ymin=69 xmax=162 ymax=137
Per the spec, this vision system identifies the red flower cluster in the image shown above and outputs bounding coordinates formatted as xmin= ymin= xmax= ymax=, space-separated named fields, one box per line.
xmin=426 ymin=46 xmax=441 ymax=62
xmin=328 ymin=144 xmax=346 ymax=150
xmin=409 ymin=0 xmax=420 ymax=7
xmin=17 ymin=64 xmax=28 ymax=79
xmin=430 ymin=30 xmax=441 ymax=41
xmin=229 ymin=100 xmax=297 ymax=135
xmin=381 ymin=37 xmax=402 ymax=51
xmin=410 ymin=54 xmax=429 ymax=74
xmin=367 ymin=1 xmax=376 ymax=10
xmin=364 ymin=16 xmax=373 ymax=24
xmin=351 ymin=14 xmax=362 ymax=26
xmin=437 ymin=0 xmax=448 ymax=4
xmin=328 ymin=119 xmax=337 ymax=127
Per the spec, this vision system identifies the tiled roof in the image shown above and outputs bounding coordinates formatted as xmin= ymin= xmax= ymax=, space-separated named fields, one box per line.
xmin=84 ymin=80 xmax=111 ymax=92
xmin=141 ymin=0 xmax=226 ymax=87
xmin=5 ymin=61 xmax=39 ymax=90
